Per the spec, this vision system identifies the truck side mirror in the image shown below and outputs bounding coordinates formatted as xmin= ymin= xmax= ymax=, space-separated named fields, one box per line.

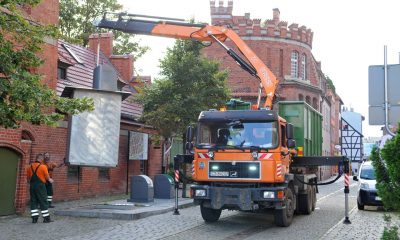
xmin=286 ymin=123 xmax=294 ymax=139
xmin=287 ymin=139 xmax=296 ymax=149
xmin=186 ymin=126 xmax=194 ymax=142
xmin=185 ymin=142 xmax=194 ymax=151
xmin=353 ymin=175 xmax=358 ymax=181
xmin=185 ymin=126 xmax=195 ymax=152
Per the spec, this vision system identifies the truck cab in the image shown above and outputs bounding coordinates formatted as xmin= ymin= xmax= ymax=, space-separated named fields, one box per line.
xmin=190 ymin=109 xmax=299 ymax=226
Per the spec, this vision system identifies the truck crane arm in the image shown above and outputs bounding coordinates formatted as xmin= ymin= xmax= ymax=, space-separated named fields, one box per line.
xmin=95 ymin=13 xmax=278 ymax=109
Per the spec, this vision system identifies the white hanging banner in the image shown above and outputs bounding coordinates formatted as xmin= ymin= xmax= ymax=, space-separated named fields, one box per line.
xmin=129 ymin=131 xmax=149 ymax=160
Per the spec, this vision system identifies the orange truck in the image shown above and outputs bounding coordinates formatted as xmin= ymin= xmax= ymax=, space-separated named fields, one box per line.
xmin=96 ymin=13 xmax=348 ymax=227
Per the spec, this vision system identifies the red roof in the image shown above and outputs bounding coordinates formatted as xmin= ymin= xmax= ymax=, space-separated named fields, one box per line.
xmin=57 ymin=40 xmax=143 ymax=119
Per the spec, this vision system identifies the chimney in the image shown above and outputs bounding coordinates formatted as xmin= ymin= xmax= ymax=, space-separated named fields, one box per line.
xmin=88 ymin=32 xmax=114 ymax=57
xmin=273 ymin=8 xmax=280 ymax=24
xmin=110 ymin=55 xmax=134 ymax=82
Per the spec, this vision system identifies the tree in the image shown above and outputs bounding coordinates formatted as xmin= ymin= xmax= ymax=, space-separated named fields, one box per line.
xmin=59 ymin=0 xmax=148 ymax=58
xmin=135 ymin=39 xmax=231 ymax=138
xmin=0 ymin=0 xmax=93 ymax=128
xmin=325 ymin=75 xmax=336 ymax=94
xmin=371 ymin=124 xmax=400 ymax=211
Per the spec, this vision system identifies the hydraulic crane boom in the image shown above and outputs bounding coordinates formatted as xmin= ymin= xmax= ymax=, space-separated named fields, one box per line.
xmin=95 ymin=13 xmax=278 ymax=109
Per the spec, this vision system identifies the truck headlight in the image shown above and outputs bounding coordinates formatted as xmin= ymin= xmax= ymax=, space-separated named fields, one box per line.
xmin=360 ymin=183 xmax=369 ymax=190
xmin=249 ymin=165 xmax=257 ymax=171
xmin=195 ymin=189 xmax=206 ymax=197
xmin=263 ymin=191 xmax=275 ymax=199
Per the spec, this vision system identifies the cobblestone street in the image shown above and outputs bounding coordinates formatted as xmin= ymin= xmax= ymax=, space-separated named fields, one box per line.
xmin=1 ymin=177 xmax=397 ymax=240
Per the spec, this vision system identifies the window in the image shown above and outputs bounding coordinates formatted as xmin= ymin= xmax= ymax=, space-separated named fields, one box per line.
xmin=313 ymin=97 xmax=318 ymax=110
xmin=299 ymin=94 xmax=304 ymax=101
xmin=58 ymin=67 xmax=67 ymax=80
xmin=291 ymin=51 xmax=299 ymax=78
xmin=98 ymin=168 xmax=110 ymax=181
xmin=140 ymin=160 xmax=148 ymax=175
xmin=306 ymin=96 xmax=311 ymax=105
xmin=360 ymin=165 xmax=376 ymax=180
xmin=301 ymin=54 xmax=307 ymax=80
xmin=62 ymin=43 xmax=83 ymax=64
xmin=280 ymin=125 xmax=286 ymax=147
xmin=279 ymin=49 xmax=283 ymax=77
xmin=197 ymin=121 xmax=279 ymax=149
xmin=67 ymin=166 xmax=80 ymax=182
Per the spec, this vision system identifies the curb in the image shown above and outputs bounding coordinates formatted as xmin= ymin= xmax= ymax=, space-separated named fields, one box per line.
xmin=54 ymin=201 xmax=194 ymax=221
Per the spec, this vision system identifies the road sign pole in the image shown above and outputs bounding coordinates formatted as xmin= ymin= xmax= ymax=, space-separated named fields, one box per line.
xmin=384 ymin=46 xmax=396 ymax=137
xmin=173 ymin=156 xmax=180 ymax=215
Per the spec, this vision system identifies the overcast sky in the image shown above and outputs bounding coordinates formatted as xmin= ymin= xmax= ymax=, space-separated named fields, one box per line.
xmin=119 ymin=0 xmax=400 ymax=138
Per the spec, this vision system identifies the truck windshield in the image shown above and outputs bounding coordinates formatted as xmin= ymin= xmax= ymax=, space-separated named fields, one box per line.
xmin=196 ymin=121 xmax=278 ymax=150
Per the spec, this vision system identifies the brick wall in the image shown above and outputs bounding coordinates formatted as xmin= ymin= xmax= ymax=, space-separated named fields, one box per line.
xmin=1 ymin=121 xmax=163 ymax=214
xmin=25 ymin=0 xmax=59 ymax=25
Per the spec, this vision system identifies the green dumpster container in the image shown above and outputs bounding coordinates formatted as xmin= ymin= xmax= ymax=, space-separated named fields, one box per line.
xmin=278 ymin=101 xmax=322 ymax=156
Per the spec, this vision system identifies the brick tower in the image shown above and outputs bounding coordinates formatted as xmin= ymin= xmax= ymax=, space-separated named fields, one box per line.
xmin=205 ymin=0 xmax=324 ymax=111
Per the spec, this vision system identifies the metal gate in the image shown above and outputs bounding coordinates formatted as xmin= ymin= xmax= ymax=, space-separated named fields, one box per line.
xmin=0 ymin=148 xmax=19 ymax=215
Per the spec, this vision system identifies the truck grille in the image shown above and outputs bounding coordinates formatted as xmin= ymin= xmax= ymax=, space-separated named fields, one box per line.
xmin=208 ymin=161 xmax=260 ymax=180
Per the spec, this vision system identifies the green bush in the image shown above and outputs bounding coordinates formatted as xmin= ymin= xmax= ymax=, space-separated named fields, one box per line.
xmin=372 ymin=127 xmax=400 ymax=240
xmin=371 ymin=125 xmax=400 ymax=211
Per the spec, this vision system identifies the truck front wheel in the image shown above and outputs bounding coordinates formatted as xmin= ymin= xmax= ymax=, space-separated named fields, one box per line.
xmin=200 ymin=203 xmax=222 ymax=222
xmin=274 ymin=187 xmax=295 ymax=227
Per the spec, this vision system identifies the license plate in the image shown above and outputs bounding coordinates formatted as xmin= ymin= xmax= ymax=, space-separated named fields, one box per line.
xmin=375 ymin=196 xmax=381 ymax=201
xmin=210 ymin=171 xmax=229 ymax=177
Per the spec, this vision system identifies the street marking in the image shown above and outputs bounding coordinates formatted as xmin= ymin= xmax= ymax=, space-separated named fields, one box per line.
xmin=317 ymin=183 xmax=357 ymax=202
xmin=320 ymin=206 xmax=358 ymax=239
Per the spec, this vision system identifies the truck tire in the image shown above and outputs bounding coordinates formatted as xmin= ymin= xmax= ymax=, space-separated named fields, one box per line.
xmin=311 ymin=185 xmax=316 ymax=211
xmin=357 ymin=200 xmax=365 ymax=210
xmin=298 ymin=186 xmax=312 ymax=215
xmin=200 ymin=204 xmax=222 ymax=222
xmin=274 ymin=187 xmax=295 ymax=227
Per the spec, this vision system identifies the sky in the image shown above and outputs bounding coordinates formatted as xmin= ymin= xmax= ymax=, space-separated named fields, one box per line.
xmin=119 ymin=0 xmax=400 ymax=138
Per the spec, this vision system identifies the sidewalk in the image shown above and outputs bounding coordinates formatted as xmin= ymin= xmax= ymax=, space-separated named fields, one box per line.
xmin=53 ymin=190 xmax=193 ymax=220
xmin=321 ymin=206 xmax=400 ymax=239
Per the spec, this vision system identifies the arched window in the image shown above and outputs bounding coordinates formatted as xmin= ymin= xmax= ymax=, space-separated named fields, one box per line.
xmin=306 ymin=96 xmax=311 ymax=105
xmin=21 ymin=130 xmax=34 ymax=141
xmin=291 ymin=51 xmax=299 ymax=78
xmin=301 ymin=54 xmax=307 ymax=80
xmin=299 ymin=94 xmax=304 ymax=101
xmin=313 ymin=97 xmax=318 ymax=110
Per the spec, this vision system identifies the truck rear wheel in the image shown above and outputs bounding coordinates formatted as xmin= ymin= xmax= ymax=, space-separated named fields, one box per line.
xmin=298 ymin=186 xmax=312 ymax=215
xmin=274 ymin=187 xmax=295 ymax=227
xmin=311 ymin=185 xmax=316 ymax=211
xmin=200 ymin=203 xmax=222 ymax=222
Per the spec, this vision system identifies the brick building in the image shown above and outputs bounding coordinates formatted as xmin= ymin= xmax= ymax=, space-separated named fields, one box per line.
xmin=204 ymin=0 xmax=343 ymax=179
xmin=0 ymin=1 xmax=163 ymax=215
